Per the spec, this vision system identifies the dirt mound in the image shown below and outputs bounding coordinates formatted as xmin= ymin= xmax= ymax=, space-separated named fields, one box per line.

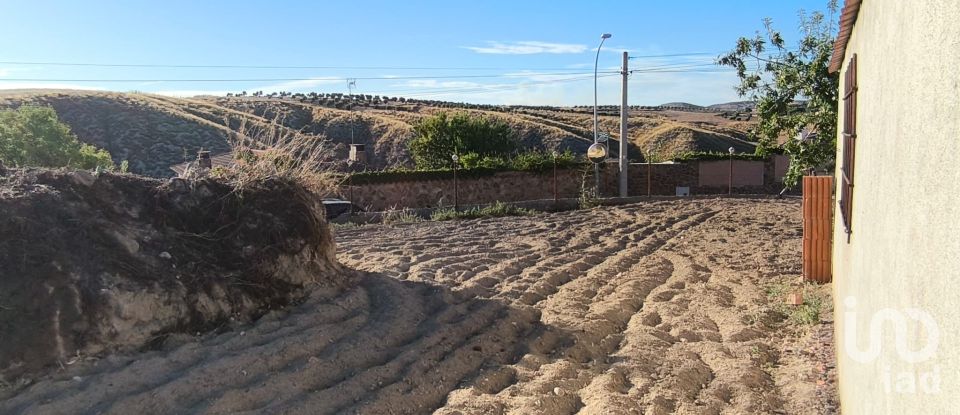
xmin=635 ymin=122 xmax=756 ymax=158
xmin=0 ymin=169 xmax=346 ymax=381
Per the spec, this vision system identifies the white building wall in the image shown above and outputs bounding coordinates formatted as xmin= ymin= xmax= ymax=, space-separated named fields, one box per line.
xmin=832 ymin=0 xmax=960 ymax=413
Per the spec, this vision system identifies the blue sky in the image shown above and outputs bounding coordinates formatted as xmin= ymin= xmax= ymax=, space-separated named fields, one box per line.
xmin=0 ymin=1 xmax=832 ymax=105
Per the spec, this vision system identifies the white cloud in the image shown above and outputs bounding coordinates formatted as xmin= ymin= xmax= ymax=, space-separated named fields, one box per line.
xmin=0 ymin=81 xmax=106 ymax=91
xmin=395 ymin=80 xmax=489 ymax=89
xmin=150 ymin=77 xmax=345 ymax=97
xmin=598 ymin=45 xmax=635 ymax=54
xmin=382 ymin=68 xmax=742 ymax=107
xmin=153 ymin=89 xmax=232 ymax=97
xmin=255 ymin=77 xmax=344 ymax=92
xmin=502 ymin=70 xmax=600 ymax=82
xmin=463 ymin=41 xmax=588 ymax=55
xmin=0 ymin=66 xmax=37 ymax=78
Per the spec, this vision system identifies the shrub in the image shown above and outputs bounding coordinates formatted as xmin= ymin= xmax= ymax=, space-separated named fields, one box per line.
xmin=578 ymin=168 xmax=600 ymax=208
xmin=0 ymin=105 xmax=115 ymax=170
xmin=408 ymin=112 xmax=518 ymax=169
xmin=671 ymin=151 xmax=770 ymax=162
xmin=511 ymin=150 xmax=578 ymax=171
xmin=459 ymin=152 xmax=510 ymax=170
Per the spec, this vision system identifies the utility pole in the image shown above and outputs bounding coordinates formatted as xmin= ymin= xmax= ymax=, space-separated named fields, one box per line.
xmin=619 ymin=51 xmax=629 ymax=198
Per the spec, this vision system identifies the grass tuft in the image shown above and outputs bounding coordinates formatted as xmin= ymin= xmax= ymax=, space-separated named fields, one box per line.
xmin=764 ymin=282 xmax=826 ymax=326
xmin=382 ymin=206 xmax=422 ymax=225
xmin=430 ymin=201 xmax=536 ymax=221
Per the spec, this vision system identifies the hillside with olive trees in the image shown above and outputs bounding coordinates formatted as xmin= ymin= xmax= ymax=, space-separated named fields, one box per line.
xmin=0 ymin=89 xmax=758 ymax=177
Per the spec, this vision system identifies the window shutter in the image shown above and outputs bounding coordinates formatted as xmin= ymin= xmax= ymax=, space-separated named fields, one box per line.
xmin=839 ymin=54 xmax=857 ymax=236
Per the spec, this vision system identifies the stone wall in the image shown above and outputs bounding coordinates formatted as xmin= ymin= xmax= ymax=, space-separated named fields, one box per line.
xmin=349 ymin=157 xmax=787 ymax=211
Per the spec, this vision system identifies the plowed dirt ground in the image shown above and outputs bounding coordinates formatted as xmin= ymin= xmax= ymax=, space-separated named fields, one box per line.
xmin=0 ymin=198 xmax=836 ymax=414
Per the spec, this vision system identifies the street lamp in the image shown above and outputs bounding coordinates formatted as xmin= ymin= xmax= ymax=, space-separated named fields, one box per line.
xmin=593 ymin=33 xmax=612 ymax=197
xmin=552 ymin=151 xmax=559 ymax=207
xmin=728 ymin=146 xmax=736 ymax=195
xmin=452 ymin=154 xmax=460 ymax=212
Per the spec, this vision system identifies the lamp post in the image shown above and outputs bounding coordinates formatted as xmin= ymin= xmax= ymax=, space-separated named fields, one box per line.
xmin=593 ymin=33 xmax=612 ymax=197
xmin=348 ymin=160 xmax=355 ymax=216
xmin=452 ymin=154 xmax=460 ymax=212
xmin=647 ymin=151 xmax=652 ymax=197
xmin=728 ymin=146 xmax=735 ymax=195
xmin=552 ymin=151 xmax=559 ymax=207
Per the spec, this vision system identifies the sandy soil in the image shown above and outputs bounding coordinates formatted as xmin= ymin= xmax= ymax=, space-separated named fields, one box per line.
xmin=0 ymin=198 xmax=836 ymax=414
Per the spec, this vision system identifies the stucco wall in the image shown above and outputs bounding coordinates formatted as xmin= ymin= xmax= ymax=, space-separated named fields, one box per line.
xmin=698 ymin=160 xmax=765 ymax=187
xmin=832 ymin=1 xmax=960 ymax=412
xmin=773 ymin=155 xmax=789 ymax=182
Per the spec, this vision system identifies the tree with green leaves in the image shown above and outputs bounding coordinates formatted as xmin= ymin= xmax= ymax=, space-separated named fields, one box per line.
xmin=408 ymin=112 xmax=518 ymax=169
xmin=0 ymin=105 xmax=115 ymax=170
xmin=718 ymin=1 xmax=839 ymax=187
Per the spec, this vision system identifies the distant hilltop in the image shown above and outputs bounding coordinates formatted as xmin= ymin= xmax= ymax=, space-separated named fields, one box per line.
xmin=1 ymin=89 xmax=758 ymax=177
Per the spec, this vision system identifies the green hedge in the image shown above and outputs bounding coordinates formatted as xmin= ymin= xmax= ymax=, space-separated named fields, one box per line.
xmin=348 ymin=164 xmax=591 ymax=185
xmin=349 ymin=168 xmax=497 ymax=185
xmin=349 ymin=150 xmax=590 ymax=185
xmin=670 ymin=151 xmax=770 ymax=162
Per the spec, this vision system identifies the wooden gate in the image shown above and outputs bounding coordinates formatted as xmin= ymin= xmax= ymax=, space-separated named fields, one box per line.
xmin=802 ymin=176 xmax=833 ymax=283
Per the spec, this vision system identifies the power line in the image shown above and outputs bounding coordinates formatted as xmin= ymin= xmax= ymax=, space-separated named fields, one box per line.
xmin=0 ymin=48 xmax=794 ymax=72
xmin=0 ymin=60 xmax=615 ymax=72
xmin=0 ymin=66 xmax=744 ymax=85
xmin=0 ymin=50 xmax=760 ymax=70
xmin=627 ymin=48 xmax=800 ymax=60
xmin=0 ymin=72 xmax=619 ymax=83
xmin=365 ymin=74 xmax=621 ymax=98
xmin=627 ymin=52 xmax=720 ymax=59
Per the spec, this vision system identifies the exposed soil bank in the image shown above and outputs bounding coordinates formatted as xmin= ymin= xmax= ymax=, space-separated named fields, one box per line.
xmin=0 ymin=169 xmax=346 ymax=380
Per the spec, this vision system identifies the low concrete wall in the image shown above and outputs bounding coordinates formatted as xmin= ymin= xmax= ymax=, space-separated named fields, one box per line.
xmin=698 ymin=160 xmax=765 ymax=187
xmin=348 ymin=157 xmax=787 ymax=211
xmin=774 ymin=155 xmax=789 ymax=182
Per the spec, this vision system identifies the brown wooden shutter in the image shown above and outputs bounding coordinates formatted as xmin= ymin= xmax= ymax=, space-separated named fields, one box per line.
xmin=839 ymin=54 xmax=857 ymax=236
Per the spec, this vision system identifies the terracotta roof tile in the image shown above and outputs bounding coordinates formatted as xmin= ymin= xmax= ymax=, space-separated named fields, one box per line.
xmin=829 ymin=0 xmax=863 ymax=73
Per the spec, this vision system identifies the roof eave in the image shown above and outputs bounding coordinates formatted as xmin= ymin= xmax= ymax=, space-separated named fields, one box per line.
xmin=829 ymin=0 xmax=863 ymax=73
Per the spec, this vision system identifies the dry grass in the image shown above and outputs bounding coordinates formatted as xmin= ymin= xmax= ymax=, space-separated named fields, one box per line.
xmin=203 ymin=119 xmax=339 ymax=195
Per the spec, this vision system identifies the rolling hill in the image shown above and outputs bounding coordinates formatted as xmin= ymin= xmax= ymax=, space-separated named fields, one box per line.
xmin=0 ymin=90 xmax=759 ymax=177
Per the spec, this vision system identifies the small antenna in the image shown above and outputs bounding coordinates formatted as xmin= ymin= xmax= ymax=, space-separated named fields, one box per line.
xmin=347 ymin=78 xmax=358 ymax=144
xmin=347 ymin=78 xmax=357 ymax=95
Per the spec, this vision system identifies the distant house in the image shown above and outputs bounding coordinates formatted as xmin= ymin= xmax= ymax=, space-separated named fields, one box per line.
xmin=169 ymin=151 xmax=237 ymax=176
xmin=168 ymin=149 xmax=276 ymax=176
xmin=829 ymin=0 xmax=959 ymax=412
